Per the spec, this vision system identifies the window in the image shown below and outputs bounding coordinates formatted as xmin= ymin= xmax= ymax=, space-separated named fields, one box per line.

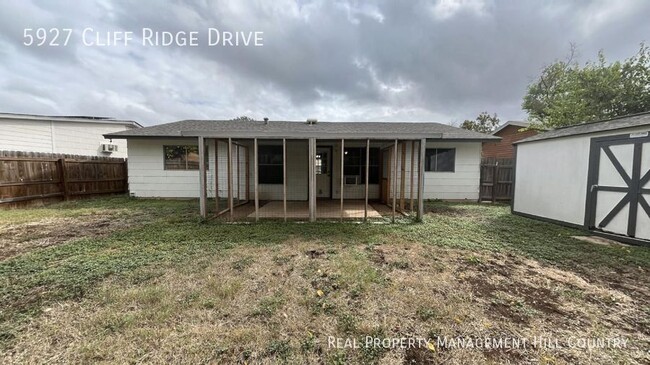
xmin=344 ymin=147 xmax=380 ymax=184
xmin=315 ymin=152 xmax=328 ymax=175
xmin=164 ymin=145 xmax=201 ymax=170
xmin=258 ymin=145 xmax=283 ymax=184
xmin=425 ymin=148 xmax=455 ymax=172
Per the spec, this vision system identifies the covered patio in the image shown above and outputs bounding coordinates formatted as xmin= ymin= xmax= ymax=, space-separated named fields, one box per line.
xmin=181 ymin=120 xmax=443 ymax=223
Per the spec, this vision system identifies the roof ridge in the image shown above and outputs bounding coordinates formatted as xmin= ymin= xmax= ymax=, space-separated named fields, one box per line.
xmin=553 ymin=111 xmax=650 ymax=130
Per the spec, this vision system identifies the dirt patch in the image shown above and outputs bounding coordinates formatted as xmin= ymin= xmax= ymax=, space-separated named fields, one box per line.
xmin=571 ymin=235 xmax=631 ymax=247
xmin=403 ymin=346 xmax=435 ymax=364
xmin=0 ymin=213 xmax=139 ymax=260
xmin=305 ymin=249 xmax=325 ymax=259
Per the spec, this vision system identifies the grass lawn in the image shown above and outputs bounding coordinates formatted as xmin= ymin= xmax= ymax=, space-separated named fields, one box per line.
xmin=0 ymin=196 xmax=649 ymax=364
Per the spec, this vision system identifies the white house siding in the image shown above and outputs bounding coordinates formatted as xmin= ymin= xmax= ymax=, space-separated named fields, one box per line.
xmin=0 ymin=118 xmax=133 ymax=157
xmin=513 ymin=126 xmax=650 ymax=226
xmin=422 ymin=141 xmax=481 ymax=200
xmin=128 ymin=138 xmax=215 ymax=198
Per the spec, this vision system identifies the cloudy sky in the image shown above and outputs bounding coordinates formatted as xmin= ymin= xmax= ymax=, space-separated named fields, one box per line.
xmin=0 ymin=0 xmax=648 ymax=126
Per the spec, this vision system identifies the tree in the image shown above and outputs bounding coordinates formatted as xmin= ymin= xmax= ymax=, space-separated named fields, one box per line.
xmin=460 ymin=112 xmax=500 ymax=133
xmin=523 ymin=43 xmax=650 ymax=128
xmin=231 ymin=116 xmax=256 ymax=122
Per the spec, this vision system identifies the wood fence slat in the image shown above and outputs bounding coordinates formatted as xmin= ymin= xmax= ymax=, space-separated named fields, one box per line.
xmin=0 ymin=150 xmax=127 ymax=207
xmin=479 ymin=157 xmax=514 ymax=202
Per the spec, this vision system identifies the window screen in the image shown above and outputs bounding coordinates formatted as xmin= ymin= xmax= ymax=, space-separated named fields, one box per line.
xmin=258 ymin=145 xmax=283 ymax=184
xmin=343 ymin=147 xmax=380 ymax=184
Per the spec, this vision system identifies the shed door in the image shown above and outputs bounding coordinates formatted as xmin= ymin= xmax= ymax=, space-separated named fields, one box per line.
xmin=586 ymin=133 xmax=650 ymax=240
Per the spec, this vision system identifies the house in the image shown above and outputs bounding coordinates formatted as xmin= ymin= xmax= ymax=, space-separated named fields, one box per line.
xmin=512 ymin=112 xmax=650 ymax=245
xmin=0 ymin=113 xmax=141 ymax=158
xmin=105 ymin=119 xmax=499 ymax=221
xmin=482 ymin=121 xmax=538 ymax=160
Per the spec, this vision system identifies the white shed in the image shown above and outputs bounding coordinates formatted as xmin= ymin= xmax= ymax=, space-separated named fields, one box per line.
xmin=512 ymin=112 xmax=650 ymax=245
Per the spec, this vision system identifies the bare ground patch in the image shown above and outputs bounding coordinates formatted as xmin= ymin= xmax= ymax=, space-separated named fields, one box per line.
xmin=0 ymin=212 xmax=141 ymax=260
xmin=4 ymin=242 xmax=649 ymax=364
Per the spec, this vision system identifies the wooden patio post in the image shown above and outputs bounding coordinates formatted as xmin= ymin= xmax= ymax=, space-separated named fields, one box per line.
xmin=364 ymin=139 xmax=369 ymax=221
xmin=228 ymin=138 xmax=234 ymax=221
xmin=417 ymin=139 xmax=426 ymax=222
xmin=215 ymin=140 xmax=219 ymax=213
xmin=392 ymin=139 xmax=398 ymax=223
xmin=245 ymin=143 xmax=250 ymax=204
xmin=409 ymin=140 xmax=415 ymax=211
xmin=309 ymin=138 xmax=316 ymax=222
xmin=198 ymin=137 xmax=207 ymax=218
xmin=340 ymin=139 xmax=344 ymax=222
xmin=254 ymin=138 xmax=259 ymax=222
xmin=236 ymin=144 xmax=240 ymax=205
xmin=283 ymin=138 xmax=287 ymax=222
xmin=400 ymin=142 xmax=406 ymax=210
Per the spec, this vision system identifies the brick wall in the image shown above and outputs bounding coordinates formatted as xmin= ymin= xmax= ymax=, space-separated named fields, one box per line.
xmin=482 ymin=125 xmax=538 ymax=159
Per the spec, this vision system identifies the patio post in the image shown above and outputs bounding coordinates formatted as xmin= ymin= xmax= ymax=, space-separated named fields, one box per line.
xmin=283 ymin=138 xmax=287 ymax=222
xmin=392 ymin=139 xmax=397 ymax=223
xmin=340 ymin=138 xmax=344 ymax=222
xmin=215 ymin=139 xmax=219 ymax=214
xmin=410 ymin=140 xmax=415 ymax=211
xmin=417 ymin=138 xmax=426 ymax=221
xmin=254 ymin=138 xmax=259 ymax=222
xmin=309 ymin=138 xmax=316 ymax=222
xmin=245 ymin=142 xmax=250 ymax=204
xmin=400 ymin=142 xmax=406 ymax=210
xmin=364 ymin=138 xmax=369 ymax=221
xmin=199 ymin=136 xmax=207 ymax=218
xmin=228 ymin=138 xmax=233 ymax=221
xmin=236 ymin=144 xmax=240 ymax=205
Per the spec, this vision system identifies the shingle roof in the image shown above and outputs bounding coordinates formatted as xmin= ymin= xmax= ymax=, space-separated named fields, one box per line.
xmin=105 ymin=119 xmax=499 ymax=140
xmin=492 ymin=120 xmax=531 ymax=135
xmin=515 ymin=112 xmax=650 ymax=144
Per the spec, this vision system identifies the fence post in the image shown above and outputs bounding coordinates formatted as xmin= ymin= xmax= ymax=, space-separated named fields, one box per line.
xmin=122 ymin=159 xmax=128 ymax=194
xmin=492 ymin=162 xmax=498 ymax=203
xmin=58 ymin=158 xmax=69 ymax=200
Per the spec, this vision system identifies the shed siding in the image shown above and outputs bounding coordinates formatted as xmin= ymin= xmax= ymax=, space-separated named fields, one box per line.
xmin=0 ymin=118 xmax=133 ymax=157
xmin=513 ymin=126 xmax=650 ymax=225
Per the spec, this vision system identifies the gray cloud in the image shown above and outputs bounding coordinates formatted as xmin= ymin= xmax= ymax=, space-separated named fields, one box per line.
xmin=0 ymin=0 xmax=648 ymax=126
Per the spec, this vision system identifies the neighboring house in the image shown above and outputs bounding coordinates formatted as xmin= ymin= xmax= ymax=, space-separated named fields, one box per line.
xmin=513 ymin=112 xmax=650 ymax=245
xmin=106 ymin=119 xmax=498 ymax=220
xmin=482 ymin=121 xmax=538 ymax=159
xmin=0 ymin=113 xmax=142 ymax=158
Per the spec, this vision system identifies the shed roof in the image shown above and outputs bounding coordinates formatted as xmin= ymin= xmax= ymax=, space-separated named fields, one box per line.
xmin=515 ymin=112 xmax=650 ymax=144
xmin=105 ymin=119 xmax=499 ymax=140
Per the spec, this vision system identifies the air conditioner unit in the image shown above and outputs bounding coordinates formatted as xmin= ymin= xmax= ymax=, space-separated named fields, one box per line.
xmin=344 ymin=175 xmax=359 ymax=185
xmin=101 ymin=143 xmax=118 ymax=153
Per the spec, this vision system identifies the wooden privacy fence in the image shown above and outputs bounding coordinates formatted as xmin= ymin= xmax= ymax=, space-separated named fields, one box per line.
xmin=479 ymin=157 xmax=513 ymax=202
xmin=0 ymin=151 xmax=127 ymax=207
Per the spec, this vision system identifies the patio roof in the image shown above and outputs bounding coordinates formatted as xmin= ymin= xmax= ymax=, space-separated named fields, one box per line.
xmin=105 ymin=119 xmax=499 ymax=140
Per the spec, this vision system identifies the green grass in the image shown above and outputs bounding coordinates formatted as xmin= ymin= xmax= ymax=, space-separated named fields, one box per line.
xmin=1 ymin=196 xmax=648 ymax=351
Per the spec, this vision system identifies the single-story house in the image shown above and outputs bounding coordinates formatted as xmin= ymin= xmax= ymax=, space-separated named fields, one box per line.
xmin=513 ymin=112 xmax=650 ymax=245
xmin=105 ymin=119 xmax=498 ymax=221
xmin=482 ymin=121 xmax=539 ymax=160
xmin=0 ymin=112 xmax=141 ymax=158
